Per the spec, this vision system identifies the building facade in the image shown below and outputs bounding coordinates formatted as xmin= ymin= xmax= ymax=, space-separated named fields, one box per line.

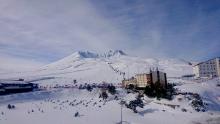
xmin=135 ymin=73 xmax=152 ymax=88
xmin=193 ymin=57 xmax=220 ymax=78
xmin=151 ymin=71 xmax=167 ymax=88
xmin=0 ymin=81 xmax=38 ymax=95
xmin=122 ymin=70 xmax=167 ymax=89
xmin=122 ymin=77 xmax=137 ymax=88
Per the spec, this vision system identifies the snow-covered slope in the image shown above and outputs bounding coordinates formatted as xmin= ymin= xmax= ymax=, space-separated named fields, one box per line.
xmin=0 ymin=51 xmax=220 ymax=124
xmin=174 ymin=78 xmax=220 ymax=111
xmin=0 ymin=50 xmax=193 ymax=84
xmin=0 ymin=79 xmax=220 ymax=124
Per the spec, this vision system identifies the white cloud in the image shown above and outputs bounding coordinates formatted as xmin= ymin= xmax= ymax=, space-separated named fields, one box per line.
xmin=0 ymin=54 xmax=45 ymax=73
xmin=0 ymin=0 xmax=131 ymax=58
xmin=0 ymin=0 xmax=219 ymax=65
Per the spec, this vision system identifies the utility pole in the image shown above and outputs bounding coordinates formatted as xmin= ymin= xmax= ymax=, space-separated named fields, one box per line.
xmin=120 ymin=100 xmax=126 ymax=124
xmin=128 ymin=66 xmax=130 ymax=79
xmin=123 ymin=72 xmax=125 ymax=80
xmin=121 ymin=102 xmax=123 ymax=124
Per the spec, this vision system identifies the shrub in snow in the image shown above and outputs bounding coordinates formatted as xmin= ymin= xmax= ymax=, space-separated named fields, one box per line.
xmin=7 ymin=104 xmax=15 ymax=109
xmin=7 ymin=104 xmax=11 ymax=109
xmin=86 ymin=84 xmax=93 ymax=92
xmin=73 ymin=79 xmax=77 ymax=84
xmin=93 ymin=102 xmax=97 ymax=106
xmin=177 ymin=97 xmax=183 ymax=102
xmin=125 ymin=95 xmax=144 ymax=113
xmin=78 ymin=84 xmax=84 ymax=89
xmin=127 ymin=84 xmax=135 ymax=90
xmin=190 ymin=93 xmax=206 ymax=112
xmin=181 ymin=108 xmax=187 ymax=112
xmin=18 ymin=78 xmax=24 ymax=81
xmin=107 ymin=85 xmax=116 ymax=95
xmin=144 ymin=83 xmax=175 ymax=100
xmin=99 ymin=90 xmax=108 ymax=100
xmin=144 ymin=85 xmax=155 ymax=97
xmin=74 ymin=112 xmax=79 ymax=117
xmin=91 ymin=83 xmax=97 ymax=88
xmin=11 ymin=105 xmax=15 ymax=109
xmin=114 ymin=96 xmax=119 ymax=100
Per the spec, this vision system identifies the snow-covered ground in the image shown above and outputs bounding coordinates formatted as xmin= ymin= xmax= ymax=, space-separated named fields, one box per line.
xmin=0 ymin=78 xmax=220 ymax=124
xmin=0 ymin=51 xmax=219 ymax=124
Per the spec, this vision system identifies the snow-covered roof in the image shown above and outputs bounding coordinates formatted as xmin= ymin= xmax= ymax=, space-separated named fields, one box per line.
xmin=193 ymin=57 xmax=220 ymax=67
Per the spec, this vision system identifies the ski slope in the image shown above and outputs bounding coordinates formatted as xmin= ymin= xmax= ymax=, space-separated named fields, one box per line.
xmin=0 ymin=50 xmax=193 ymax=85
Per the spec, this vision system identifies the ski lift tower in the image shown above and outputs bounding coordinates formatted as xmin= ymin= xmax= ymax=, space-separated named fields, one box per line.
xmin=122 ymin=72 xmax=125 ymax=80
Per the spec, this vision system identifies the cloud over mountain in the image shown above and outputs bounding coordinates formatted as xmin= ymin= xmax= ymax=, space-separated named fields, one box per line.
xmin=0 ymin=0 xmax=220 ymax=70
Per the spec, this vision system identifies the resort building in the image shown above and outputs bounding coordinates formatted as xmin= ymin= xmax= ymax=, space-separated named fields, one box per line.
xmin=135 ymin=73 xmax=152 ymax=88
xmin=0 ymin=80 xmax=38 ymax=95
xmin=122 ymin=70 xmax=167 ymax=89
xmin=122 ymin=77 xmax=137 ymax=88
xmin=193 ymin=57 xmax=220 ymax=78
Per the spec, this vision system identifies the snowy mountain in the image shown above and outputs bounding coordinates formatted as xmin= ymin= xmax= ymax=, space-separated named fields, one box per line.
xmin=0 ymin=50 xmax=220 ymax=124
xmin=62 ymin=50 xmax=126 ymax=59
xmin=102 ymin=50 xmax=127 ymax=57
xmin=0 ymin=50 xmax=193 ymax=84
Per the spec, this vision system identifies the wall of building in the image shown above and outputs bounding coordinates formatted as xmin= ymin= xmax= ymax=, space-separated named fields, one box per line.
xmin=122 ymin=77 xmax=137 ymax=88
xmin=193 ymin=58 xmax=220 ymax=78
xmin=151 ymin=71 xmax=158 ymax=84
xmin=122 ymin=71 xmax=167 ymax=89
xmin=135 ymin=74 xmax=151 ymax=88
xmin=216 ymin=58 xmax=220 ymax=77
xmin=159 ymin=71 xmax=166 ymax=87
xmin=193 ymin=66 xmax=200 ymax=78
xmin=151 ymin=71 xmax=167 ymax=88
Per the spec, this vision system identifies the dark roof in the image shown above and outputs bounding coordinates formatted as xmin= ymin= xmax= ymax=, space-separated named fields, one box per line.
xmin=0 ymin=80 xmax=29 ymax=84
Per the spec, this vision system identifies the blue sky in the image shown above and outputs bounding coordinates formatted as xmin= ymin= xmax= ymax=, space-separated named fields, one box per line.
xmin=0 ymin=0 xmax=220 ymax=68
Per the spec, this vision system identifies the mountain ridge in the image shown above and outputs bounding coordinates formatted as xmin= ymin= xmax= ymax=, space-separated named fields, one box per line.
xmin=70 ymin=50 xmax=127 ymax=59
xmin=0 ymin=50 xmax=193 ymax=83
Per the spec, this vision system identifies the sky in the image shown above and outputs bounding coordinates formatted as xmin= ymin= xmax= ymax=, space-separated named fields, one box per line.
xmin=0 ymin=0 xmax=220 ymax=70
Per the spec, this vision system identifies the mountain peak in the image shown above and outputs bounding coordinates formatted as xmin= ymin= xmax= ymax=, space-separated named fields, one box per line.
xmin=104 ymin=50 xmax=127 ymax=57
xmin=76 ymin=50 xmax=126 ymax=58
xmin=72 ymin=51 xmax=99 ymax=58
xmin=70 ymin=50 xmax=127 ymax=59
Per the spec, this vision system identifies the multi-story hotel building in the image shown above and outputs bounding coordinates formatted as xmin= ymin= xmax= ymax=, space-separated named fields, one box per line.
xmin=122 ymin=70 xmax=167 ymax=89
xmin=193 ymin=57 xmax=220 ymax=78
xmin=135 ymin=73 xmax=152 ymax=88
